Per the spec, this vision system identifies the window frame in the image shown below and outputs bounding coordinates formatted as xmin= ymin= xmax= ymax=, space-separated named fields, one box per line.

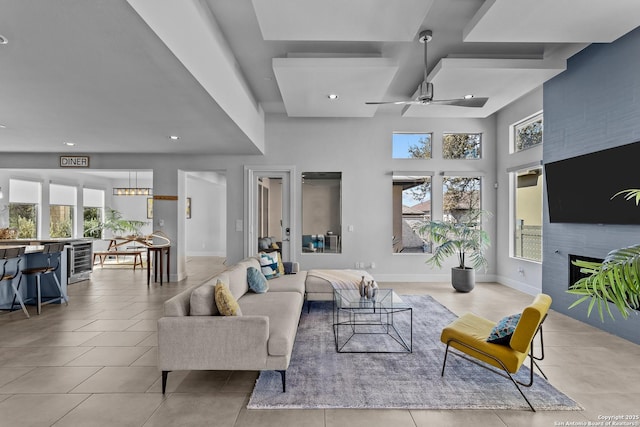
xmin=510 ymin=166 xmax=543 ymax=263
xmin=392 ymin=172 xmax=434 ymax=254
xmin=441 ymin=175 xmax=482 ymax=222
xmin=512 ymin=111 xmax=543 ymax=153
xmin=392 ymin=132 xmax=433 ymax=159
xmin=442 ymin=133 xmax=482 ymax=160
xmin=49 ymin=183 xmax=77 ymax=239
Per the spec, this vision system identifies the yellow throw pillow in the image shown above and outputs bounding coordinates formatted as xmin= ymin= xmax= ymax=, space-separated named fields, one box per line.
xmin=214 ymin=280 xmax=242 ymax=316
xmin=277 ymin=252 xmax=285 ymax=275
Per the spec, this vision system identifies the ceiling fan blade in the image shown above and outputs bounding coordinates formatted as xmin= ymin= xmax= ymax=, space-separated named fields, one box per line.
xmin=429 ymin=97 xmax=489 ymax=108
xmin=365 ymin=100 xmax=411 ymax=105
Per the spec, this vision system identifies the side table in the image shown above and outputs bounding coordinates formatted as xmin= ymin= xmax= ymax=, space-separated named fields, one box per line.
xmin=147 ymin=245 xmax=170 ymax=286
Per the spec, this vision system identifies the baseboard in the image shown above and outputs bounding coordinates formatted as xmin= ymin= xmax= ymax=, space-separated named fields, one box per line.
xmin=372 ymin=273 xmax=499 ymax=283
xmin=494 ymin=275 xmax=541 ymax=296
xmin=186 ymin=251 xmax=226 ymax=257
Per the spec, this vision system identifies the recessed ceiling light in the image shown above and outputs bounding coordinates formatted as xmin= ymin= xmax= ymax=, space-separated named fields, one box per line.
xmin=169 ymin=135 xmax=180 ymax=140
xmin=327 ymin=94 xmax=339 ymax=100
xmin=464 ymin=94 xmax=474 ymax=99
xmin=63 ymin=141 xmax=76 ymax=146
xmin=0 ymin=35 xmax=8 ymax=45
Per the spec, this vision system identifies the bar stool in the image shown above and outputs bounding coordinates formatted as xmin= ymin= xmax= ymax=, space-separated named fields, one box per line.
xmin=19 ymin=242 xmax=68 ymax=315
xmin=0 ymin=246 xmax=30 ymax=318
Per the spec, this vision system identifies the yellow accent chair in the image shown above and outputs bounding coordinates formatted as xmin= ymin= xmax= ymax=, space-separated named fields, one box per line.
xmin=440 ymin=293 xmax=552 ymax=411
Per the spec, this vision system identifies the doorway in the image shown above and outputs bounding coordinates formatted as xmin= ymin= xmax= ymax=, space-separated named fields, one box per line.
xmin=245 ymin=166 xmax=295 ymax=262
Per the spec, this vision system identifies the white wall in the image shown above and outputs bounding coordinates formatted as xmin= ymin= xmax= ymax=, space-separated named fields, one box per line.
xmin=185 ymin=172 xmax=226 ymax=256
xmin=495 ymin=87 xmax=544 ymax=295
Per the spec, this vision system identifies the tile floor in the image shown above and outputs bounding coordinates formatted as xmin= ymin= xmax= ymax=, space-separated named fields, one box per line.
xmin=1 ymin=257 xmax=639 ymax=427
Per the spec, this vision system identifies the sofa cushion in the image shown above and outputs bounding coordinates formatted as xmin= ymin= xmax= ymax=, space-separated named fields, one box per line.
xmin=226 ymin=260 xmax=254 ymax=300
xmin=259 ymin=252 xmax=280 ymax=279
xmin=238 ymin=291 xmax=303 ymax=356
xmin=487 ymin=313 xmax=521 ymax=345
xmin=267 ymin=270 xmax=306 ymax=295
xmin=214 ymin=281 xmax=242 ymax=316
xmin=247 ymin=266 xmax=269 ymax=293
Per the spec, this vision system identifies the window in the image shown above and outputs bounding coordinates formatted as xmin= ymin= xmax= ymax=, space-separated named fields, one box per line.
xmin=8 ymin=179 xmax=41 ymax=239
xmin=513 ymin=167 xmax=543 ymax=262
xmin=392 ymin=174 xmax=432 ymax=253
xmin=50 ymin=183 xmax=76 ymax=238
xmin=513 ymin=113 xmax=543 ymax=152
xmin=442 ymin=176 xmax=481 ymax=222
xmin=392 ymin=133 xmax=432 ymax=159
xmin=443 ymin=133 xmax=481 ymax=159
xmin=83 ymin=188 xmax=104 ymax=238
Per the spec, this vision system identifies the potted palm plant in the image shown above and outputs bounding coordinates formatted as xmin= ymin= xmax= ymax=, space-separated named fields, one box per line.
xmin=569 ymin=189 xmax=640 ymax=320
xmin=418 ymin=209 xmax=491 ymax=292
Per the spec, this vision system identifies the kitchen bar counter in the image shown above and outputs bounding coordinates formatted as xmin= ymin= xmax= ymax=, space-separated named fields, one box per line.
xmin=0 ymin=243 xmax=69 ymax=313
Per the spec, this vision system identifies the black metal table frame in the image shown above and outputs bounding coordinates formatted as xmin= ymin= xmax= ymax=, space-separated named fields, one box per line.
xmin=333 ymin=291 xmax=412 ymax=353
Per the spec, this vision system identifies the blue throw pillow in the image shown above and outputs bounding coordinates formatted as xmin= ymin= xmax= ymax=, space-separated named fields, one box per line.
xmin=247 ymin=266 xmax=269 ymax=293
xmin=487 ymin=313 xmax=521 ymax=346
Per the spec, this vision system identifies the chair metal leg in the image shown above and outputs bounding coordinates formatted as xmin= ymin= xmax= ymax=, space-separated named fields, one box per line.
xmin=36 ymin=275 xmax=41 ymax=315
xmin=442 ymin=339 xmax=537 ymax=412
xmin=10 ymin=275 xmax=30 ymax=318
xmin=51 ymin=273 xmax=68 ymax=305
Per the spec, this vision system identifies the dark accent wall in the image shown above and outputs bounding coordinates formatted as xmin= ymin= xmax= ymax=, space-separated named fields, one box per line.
xmin=543 ymin=27 xmax=640 ymax=344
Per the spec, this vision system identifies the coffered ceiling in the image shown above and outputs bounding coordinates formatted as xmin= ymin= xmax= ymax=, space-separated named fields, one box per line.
xmin=0 ymin=0 xmax=638 ymax=155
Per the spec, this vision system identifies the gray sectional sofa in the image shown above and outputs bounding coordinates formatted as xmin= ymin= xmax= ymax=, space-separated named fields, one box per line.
xmin=157 ymin=257 xmax=307 ymax=393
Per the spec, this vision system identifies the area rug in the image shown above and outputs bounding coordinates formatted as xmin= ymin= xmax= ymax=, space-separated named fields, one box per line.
xmin=248 ymin=295 xmax=582 ymax=411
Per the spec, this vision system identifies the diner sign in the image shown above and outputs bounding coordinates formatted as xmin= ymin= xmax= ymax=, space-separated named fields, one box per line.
xmin=60 ymin=155 xmax=90 ymax=168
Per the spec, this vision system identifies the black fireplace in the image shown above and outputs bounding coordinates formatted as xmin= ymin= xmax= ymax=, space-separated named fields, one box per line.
xmin=568 ymin=254 xmax=604 ymax=289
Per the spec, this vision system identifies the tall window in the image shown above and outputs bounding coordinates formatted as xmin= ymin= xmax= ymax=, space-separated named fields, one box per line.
xmin=443 ymin=133 xmax=481 ymax=159
xmin=442 ymin=176 xmax=481 ymax=222
xmin=513 ymin=168 xmax=543 ymax=262
xmin=392 ymin=174 xmax=432 ymax=253
xmin=83 ymin=188 xmax=104 ymax=238
xmin=8 ymin=179 xmax=41 ymax=239
xmin=513 ymin=113 xmax=543 ymax=152
xmin=50 ymin=183 xmax=76 ymax=238
xmin=392 ymin=133 xmax=432 ymax=159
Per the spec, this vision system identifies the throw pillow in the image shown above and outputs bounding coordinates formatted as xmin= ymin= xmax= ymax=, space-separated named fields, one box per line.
xmin=276 ymin=252 xmax=285 ymax=275
xmin=214 ymin=280 xmax=242 ymax=316
xmin=247 ymin=266 xmax=269 ymax=293
xmin=190 ymin=282 xmax=219 ymax=316
xmin=487 ymin=313 xmax=521 ymax=346
xmin=259 ymin=252 xmax=280 ymax=279
xmin=258 ymin=238 xmax=270 ymax=251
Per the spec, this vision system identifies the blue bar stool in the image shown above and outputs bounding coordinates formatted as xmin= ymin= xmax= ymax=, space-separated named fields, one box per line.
xmin=1 ymin=246 xmax=29 ymax=318
xmin=19 ymin=243 xmax=68 ymax=315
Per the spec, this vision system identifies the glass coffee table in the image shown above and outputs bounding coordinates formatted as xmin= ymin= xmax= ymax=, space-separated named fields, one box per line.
xmin=333 ymin=288 xmax=412 ymax=353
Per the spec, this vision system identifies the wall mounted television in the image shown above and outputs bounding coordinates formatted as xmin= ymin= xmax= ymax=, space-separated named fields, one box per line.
xmin=545 ymin=141 xmax=640 ymax=224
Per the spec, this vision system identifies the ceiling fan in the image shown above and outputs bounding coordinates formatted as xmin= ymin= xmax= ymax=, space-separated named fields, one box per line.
xmin=366 ymin=30 xmax=488 ymax=108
